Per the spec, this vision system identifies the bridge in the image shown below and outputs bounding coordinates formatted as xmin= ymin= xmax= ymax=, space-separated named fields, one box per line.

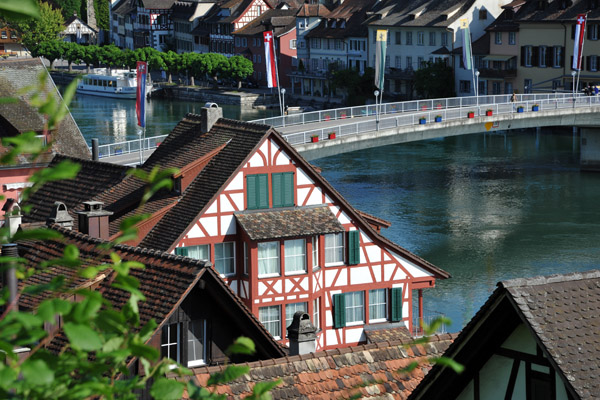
xmin=96 ymin=93 xmax=600 ymax=166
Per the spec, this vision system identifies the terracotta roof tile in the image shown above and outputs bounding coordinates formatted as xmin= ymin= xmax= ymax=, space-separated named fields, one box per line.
xmin=184 ymin=335 xmax=454 ymax=399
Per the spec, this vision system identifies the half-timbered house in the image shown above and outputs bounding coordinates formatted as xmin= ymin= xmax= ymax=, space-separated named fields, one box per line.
xmin=24 ymin=105 xmax=449 ymax=351
xmin=62 ymin=13 xmax=98 ymax=44
xmin=111 ymin=0 xmax=175 ymax=50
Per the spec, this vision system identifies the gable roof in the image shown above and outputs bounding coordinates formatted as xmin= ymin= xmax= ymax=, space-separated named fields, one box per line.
xmin=296 ymin=3 xmax=330 ymax=17
xmin=232 ymin=8 xmax=298 ymax=36
xmin=513 ymin=0 xmax=600 ymax=23
xmin=369 ymin=0 xmax=476 ymax=28
xmin=63 ymin=14 xmax=98 ymax=33
xmin=410 ymin=270 xmax=600 ymax=400
xmin=0 ymin=58 xmax=91 ymax=162
xmin=13 ymin=225 xmax=286 ymax=358
xmin=182 ymin=334 xmax=455 ymax=399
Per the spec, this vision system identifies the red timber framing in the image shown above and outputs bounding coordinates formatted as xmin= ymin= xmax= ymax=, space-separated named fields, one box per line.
xmin=171 ymin=132 xmax=449 ymax=351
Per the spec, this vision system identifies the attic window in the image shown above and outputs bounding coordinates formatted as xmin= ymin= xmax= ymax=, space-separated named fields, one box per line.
xmin=341 ymin=20 xmax=345 ymax=28
xmin=332 ymin=20 xmax=336 ymax=28
xmin=479 ymin=9 xmax=487 ymax=19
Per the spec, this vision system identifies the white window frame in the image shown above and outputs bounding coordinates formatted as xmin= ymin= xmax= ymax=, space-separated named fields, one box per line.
xmin=417 ymin=31 xmax=424 ymax=45
xmin=509 ymin=32 xmax=516 ymax=45
xmin=259 ymin=305 xmax=281 ymax=339
xmin=284 ymin=239 xmax=306 ymax=274
xmin=369 ymin=289 xmax=387 ymax=322
xmin=406 ymin=32 xmax=412 ymax=45
xmin=429 ymin=32 xmax=435 ymax=46
xmin=553 ymin=46 xmax=562 ymax=68
xmin=495 ymin=32 xmax=502 ymax=45
xmin=395 ymin=55 xmax=401 ymax=68
xmin=524 ymin=45 xmax=532 ymax=67
xmin=184 ymin=244 xmax=210 ymax=260
xmin=161 ymin=323 xmax=180 ymax=365
xmin=441 ymin=32 xmax=448 ymax=46
xmin=258 ymin=241 xmax=280 ymax=277
xmin=345 ymin=291 xmax=364 ymax=326
xmin=324 ymin=232 xmax=344 ymax=266
xmin=186 ymin=320 xmax=207 ymax=367
xmin=215 ymin=242 xmax=235 ymax=276
xmin=312 ymin=236 xmax=319 ymax=269
xmin=290 ymin=39 xmax=296 ymax=49
xmin=313 ymin=297 xmax=320 ymax=329
xmin=539 ymin=45 xmax=547 ymax=67
xmin=285 ymin=302 xmax=307 ymax=329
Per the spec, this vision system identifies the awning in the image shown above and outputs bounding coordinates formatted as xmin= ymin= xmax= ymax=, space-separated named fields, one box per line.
xmin=483 ymin=55 xmax=514 ymax=61
xmin=235 ymin=205 xmax=344 ymax=241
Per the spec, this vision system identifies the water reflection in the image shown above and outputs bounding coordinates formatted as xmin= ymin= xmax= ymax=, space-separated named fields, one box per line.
xmin=314 ymin=130 xmax=600 ymax=330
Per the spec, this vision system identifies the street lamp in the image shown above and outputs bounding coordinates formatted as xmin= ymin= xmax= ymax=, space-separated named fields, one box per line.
xmin=571 ymin=70 xmax=577 ymax=98
xmin=374 ymin=90 xmax=380 ymax=130
xmin=281 ymin=88 xmax=286 ymax=118
xmin=475 ymin=70 xmax=480 ymax=105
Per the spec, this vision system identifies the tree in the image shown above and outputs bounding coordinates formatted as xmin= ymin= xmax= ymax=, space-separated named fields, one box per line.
xmin=97 ymin=44 xmax=125 ymax=70
xmin=13 ymin=2 xmax=64 ymax=51
xmin=228 ymin=55 xmax=253 ymax=89
xmin=161 ymin=50 xmax=181 ymax=84
xmin=62 ymin=41 xmax=85 ymax=72
xmin=331 ymin=67 xmax=376 ymax=106
xmin=80 ymin=44 xmax=99 ymax=73
xmin=54 ymin=0 xmax=82 ymax=21
xmin=93 ymin=0 xmax=109 ymax=31
xmin=33 ymin=40 xmax=64 ymax=69
xmin=414 ymin=61 xmax=455 ymax=99
xmin=198 ymin=53 xmax=229 ymax=88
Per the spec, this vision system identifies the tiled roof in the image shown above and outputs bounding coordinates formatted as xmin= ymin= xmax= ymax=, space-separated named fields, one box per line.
xmin=13 ymin=225 xmax=285 ymax=358
xmin=139 ymin=118 xmax=274 ymax=251
xmin=501 ymin=270 xmax=600 ymax=399
xmin=182 ymin=334 xmax=455 ymax=399
xmin=369 ymin=0 xmax=476 ymax=28
xmin=485 ymin=8 xmax=519 ymax=32
xmin=235 ymin=205 xmax=345 ymax=241
xmin=514 ymin=0 xmax=600 ymax=23
xmin=233 ymin=9 xmax=298 ymax=36
xmin=23 ymin=154 xmax=128 ymax=224
xmin=297 ymin=3 xmax=330 ymax=17
xmin=304 ymin=0 xmax=378 ymax=39
xmin=0 ymin=58 xmax=90 ymax=161
xmin=142 ymin=0 xmax=177 ymax=10
xmin=364 ymin=325 xmax=413 ymax=343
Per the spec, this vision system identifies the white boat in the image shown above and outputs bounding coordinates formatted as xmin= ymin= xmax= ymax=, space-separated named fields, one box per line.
xmin=76 ymin=68 xmax=153 ymax=100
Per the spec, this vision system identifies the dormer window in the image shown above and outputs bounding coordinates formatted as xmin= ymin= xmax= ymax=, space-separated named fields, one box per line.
xmin=341 ymin=20 xmax=346 ymax=28
xmin=174 ymin=176 xmax=182 ymax=194
xmin=331 ymin=20 xmax=336 ymax=28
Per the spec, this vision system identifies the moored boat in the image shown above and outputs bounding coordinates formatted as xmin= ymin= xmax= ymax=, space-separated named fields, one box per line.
xmin=76 ymin=68 xmax=153 ymax=99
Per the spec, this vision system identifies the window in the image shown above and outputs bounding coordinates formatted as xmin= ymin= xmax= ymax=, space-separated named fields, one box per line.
xmin=590 ymin=23 xmax=599 ymax=40
xmin=313 ymin=297 xmax=320 ymax=329
xmin=187 ymin=320 xmax=206 ymax=367
xmin=590 ymin=55 xmax=598 ymax=71
xmin=243 ymin=242 xmax=248 ymax=275
xmin=285 ymin=302 xmax=307 ymax=328
xmin=395 ymin=56 xmax=401 ymax=68
xmin=493 ymin=81 xmax=501 ymax=95
xmin=175 ymin=244 xmax=209 ymax=260
xmin=259 ymin=305 xmax=281 ymax=338
xmin=312 ymin=236 xmax=319 ymax=269
xmin=161 ymin=323 xmax=180 ymax=363
xmin=418 ymin=56 xmax=425 ymax=68
xmin=272 ymin=172 xmax=294 ymax=207
xmin=395 ymin=31 xmax=401 ymax=45
xmin=495 ymin=32 xmax=502 ymax=44
xmin=325 ymin=233 xmax=344 ymax=265
xmin=417 ymin=31 xmax=424 ymax=45
xmin=285 ymin=239 xmax=306 ymax=274
xmin=385 ymin=55 xmax=390 ymax=68
xmin=441 ymin=32 xmax=448 ymax=46
xmin=345 ymin=291 xmax=364 ymax=325
xmin=258 ymin=241 xmax=280 ymax=276
xmin=290 ymin=39 xmax=296 ymax=49
xmin=479 ymin=9 xmax=487 ymax=19
xmin=406 ymin=31 xmax=412 ymax=45
xmin=509 ymin=31 xmax=516 ymax=45
xmin=247 ymin=174 xmax=268 ymax=209
xmin=524 ymin=78 xmax=532 ymax=94
xmin=390 ymin=287 xmax=403 ymax=321
xmin=406 ymin=56 xmax=413 ymax=70
xmin=553 ymin=46 xmax=563 ymax=67
xmin=242 ymin=38 xmax=247 ymax=47
xmin=215 ymin=242 xmax=235 ymax=276
xmin=539 ymin=46 xmax=547 ymax=67
xmin=369 ymin=289 xmax=387 ymax=321
xmin=429 ymin=32 xmax=436 ymax=46
xmin=523 ymin=45 xmax=533 ymax=67
xmin=459 ymin=80 xmax=471 ymax=93
xmin=505 ymin=82 xmax=514 ymax=94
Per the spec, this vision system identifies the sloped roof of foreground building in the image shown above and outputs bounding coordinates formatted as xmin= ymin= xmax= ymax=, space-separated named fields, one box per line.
xmin=23 ymin=111 xmax=450 ymax=280
xmin=176 ymin=334 xmax=455 ymax=399
xmin=410 ymin=270 xmax=600 ymax=399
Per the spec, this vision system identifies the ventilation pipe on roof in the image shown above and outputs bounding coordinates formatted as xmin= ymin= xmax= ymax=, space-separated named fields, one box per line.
xmin=2 ymin=243 xmax=19 ymax=310
xmin=287 ymin=311 xmax=317 ymax=356
xmin=201 ymin=103 xmax=223 ymax=134
xmin=47 ymin=201 xmax=74 ymax=230
xmin=3 ymin=201 xmax=21 ymax=238
xmin=76 ymin=201 xmax=113 ymax=240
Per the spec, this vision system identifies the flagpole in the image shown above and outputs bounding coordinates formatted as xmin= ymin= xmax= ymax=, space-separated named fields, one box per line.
xmin=576 ymin=12 xmax=588 ymax=97
xmin=273 ymin=38 xmax=283 ymax=116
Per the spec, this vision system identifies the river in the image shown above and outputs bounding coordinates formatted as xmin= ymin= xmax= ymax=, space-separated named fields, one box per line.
xmin=68 ymin=95 xmax=600 ymax=331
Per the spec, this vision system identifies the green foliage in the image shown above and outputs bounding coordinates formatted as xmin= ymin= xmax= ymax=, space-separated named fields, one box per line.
xmin=93 ymin=0 xmax=109 ymax=31
xmin=32 ymin=40 xmax=64 ymax=68
xmin=331 ymin=68 xmax=376 ymax=106
xmin=63 ymin=41 xmax=86 ymax=71
xmin=55 ymin=0 xmax=82 ymax=21
xmin=228 ymin=55 xmax=253 ymax=89
xmin=11 ymin=2 xmax=64 ymax=50
xmin=0 ymin=0 xmax=39 ymax=21
xmin=414 ymin=61 xmax=455 ymax=99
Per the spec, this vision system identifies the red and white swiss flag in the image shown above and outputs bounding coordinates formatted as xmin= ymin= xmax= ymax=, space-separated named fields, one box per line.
xmin=263 ymin=30 xmax=277 ymax=88
xmin=573 ymin=14 xmax=586 ymax=70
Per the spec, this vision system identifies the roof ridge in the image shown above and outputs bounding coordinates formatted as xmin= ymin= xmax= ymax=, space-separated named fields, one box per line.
xmin=500 ymin=269 xmax=600 ymax=289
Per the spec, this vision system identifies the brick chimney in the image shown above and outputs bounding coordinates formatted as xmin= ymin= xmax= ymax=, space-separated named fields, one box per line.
xmin=201 ymin=103 xmax=223 ymax=133
xmin=76 ymin=201 xmax=113 ymax=240
xmin=47 ymin=201 xmax=74 ymax=229
xmin=287 ymin=311 xmax=317 ymax=356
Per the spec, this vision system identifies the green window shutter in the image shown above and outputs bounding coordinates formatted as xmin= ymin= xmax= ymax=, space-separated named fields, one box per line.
xmin=175 ymin=247 xmax=189 ymax=257
xmin=272 ymin=173 xmax=282 ymax=207
xmin=247 ymin=175 xmax=257 ymax=209
xmin=283 ymin=172 xmax=294 ymax=206
xmin=348 ymin=230 xmax=360 ymax=265
xmin=333 ymin=293 xmax=346 ymax=328
xmin=258 ymin=174 xmax=268 ymax=208
xmin=391 ymin=287 xmax=403 ymax=322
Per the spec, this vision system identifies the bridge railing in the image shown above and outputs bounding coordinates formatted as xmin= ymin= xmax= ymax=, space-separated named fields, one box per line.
xmin=95 ymin=134 xmax=168 ymax=159
xmin=250 ymin=93 xmax=581 ymax=128
xmin=282 ymin=95 xmax=598 ymax=146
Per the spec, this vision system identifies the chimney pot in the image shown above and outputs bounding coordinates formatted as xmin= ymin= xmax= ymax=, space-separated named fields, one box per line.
xmin=201 ymin=103 xmax=223 ymax=133
xmin=47 ymin=201 xmax=74 ymax=229
xmin=76 ymin=201 xmax=113 ymax=240
xmin=287 ymin=311 xmax=317 ymax=356
xmin=4 ymin=202 xmax=21 ymax=238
